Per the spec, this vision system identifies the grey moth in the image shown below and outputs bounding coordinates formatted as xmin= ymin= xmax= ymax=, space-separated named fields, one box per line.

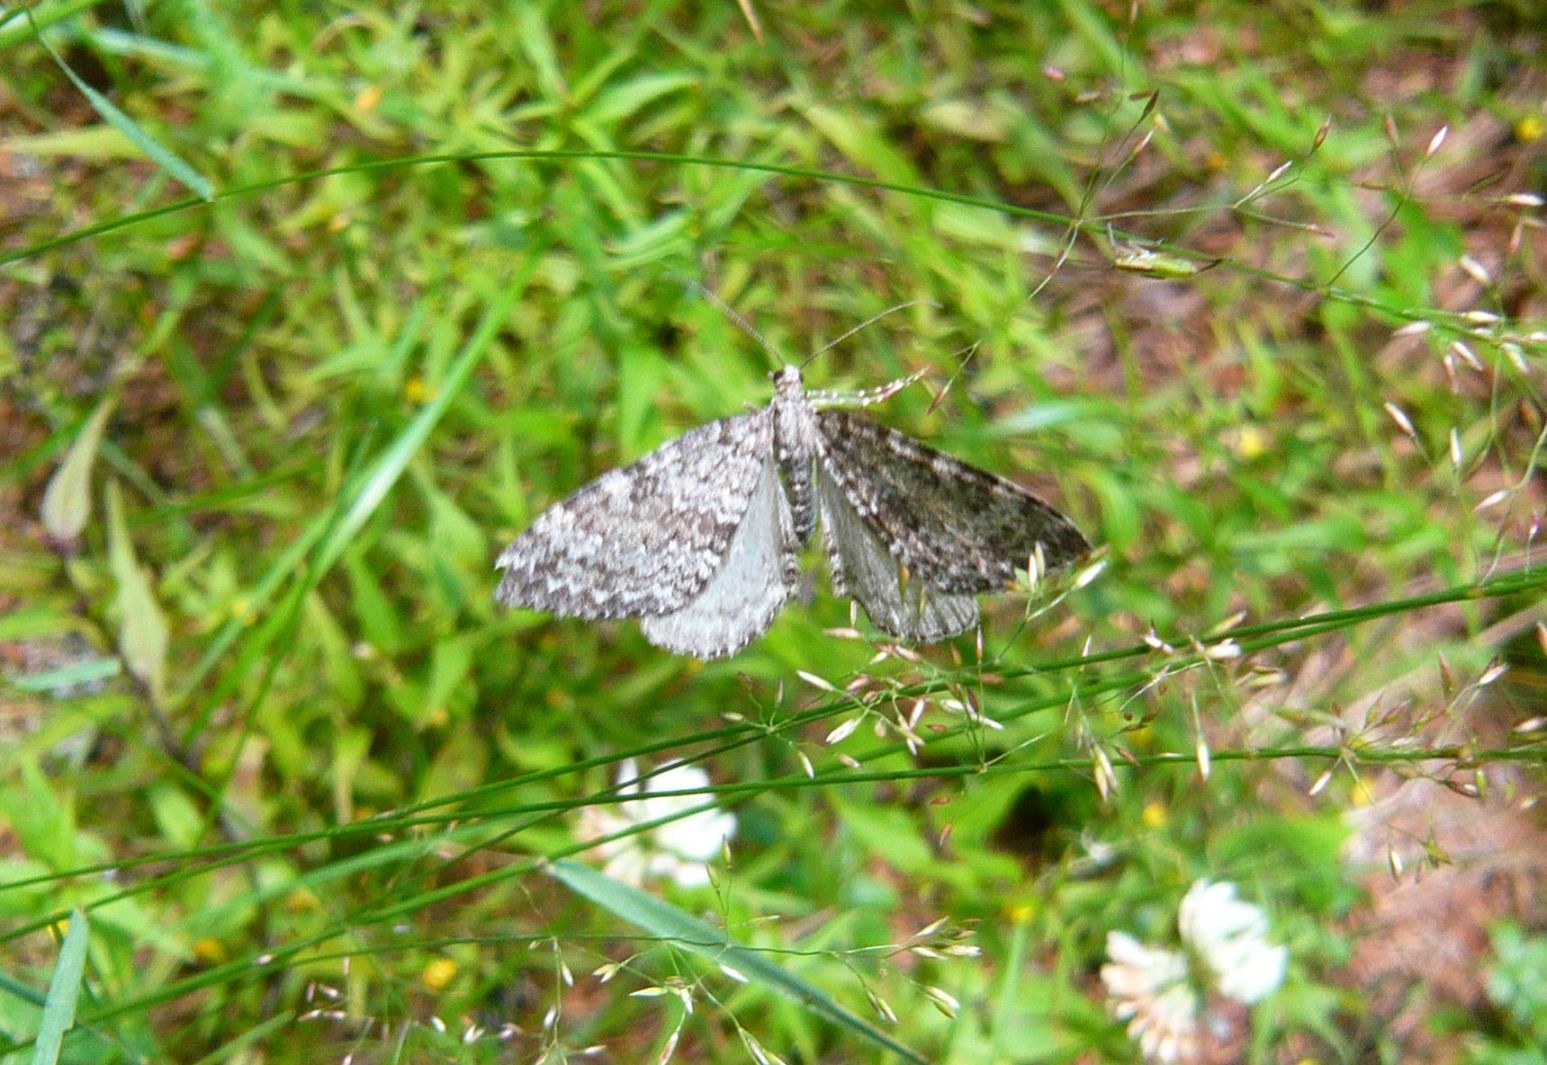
xmin=495 ymin=367 xmax=1088 ymax=659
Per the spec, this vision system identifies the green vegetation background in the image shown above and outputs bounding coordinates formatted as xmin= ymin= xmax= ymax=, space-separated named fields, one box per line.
xmin=1 ymin=1 xmax=1544 ymax=1062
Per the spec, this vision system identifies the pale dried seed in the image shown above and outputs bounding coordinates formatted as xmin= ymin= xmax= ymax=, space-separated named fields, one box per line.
xmin=1451 ymin=340 xmax=1484 ymax=370
xmin=1384 ymin=402 xmax=1416 ymax=438
xmin=1478 ymin=661 xmax=1507 ymax=686
xmin=797 ymin=670 xmax=838 ymax=693
xmin=825 ymin=717 xmax=862 ymax=745
xmin=1458 ymin=254 xmax=1491 ymax=284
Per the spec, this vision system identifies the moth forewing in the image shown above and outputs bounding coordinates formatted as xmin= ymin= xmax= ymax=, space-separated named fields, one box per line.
xmin=493 ymin=412 xmax=774 ymax=620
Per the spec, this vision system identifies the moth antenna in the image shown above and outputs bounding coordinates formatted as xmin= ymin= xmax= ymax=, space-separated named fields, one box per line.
xmin=674 ymin=273 xmax=782 ymax=370
xmin=801 ymin=299 xmax=941 ymax=370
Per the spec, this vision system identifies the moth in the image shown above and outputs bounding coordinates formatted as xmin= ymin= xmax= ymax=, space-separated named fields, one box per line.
xmin=495 ymin=367 xmax=1089 ymax=659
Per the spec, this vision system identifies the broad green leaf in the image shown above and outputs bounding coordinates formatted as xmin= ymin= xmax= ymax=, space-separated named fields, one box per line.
xmin=512 ymin=2 xmax=566 ymax=101
xmin=3 ymin=759 xmax=77 ymax=869
xmin=148 ymin=783 xmax=205 ymax=852
xmin=0 ymin=126 xmax=139 ymax=158
xmin=834 ymin=799 xmax=933 ymax=875
xmin=799 ymin=102 xmax=922 ymax=186
xmin=40 ymin=398 xmax=115 ymax=545
xmin=106 ymin=481 xmax=169 ymax=701
xmin=419 ymin=635 xmax=478 ymax=726
xmin=0 ymin=604 xmax=80 ymax=642
xmin=7 ymin=656 xmax=121 ymax=694
xmin=0 ymin=0 xmax=94 ymax=49
xmin=919 ymin=99 xmax=1012 ymax=143
xmin=587 ymin=72 xmax=697 ymax=126
xmin=32 ymin=910 xmax=89 ymax=1065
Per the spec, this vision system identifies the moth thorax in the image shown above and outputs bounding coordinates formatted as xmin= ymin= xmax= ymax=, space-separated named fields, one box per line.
xmin=772 ymin=386 xmax=819 ymax=465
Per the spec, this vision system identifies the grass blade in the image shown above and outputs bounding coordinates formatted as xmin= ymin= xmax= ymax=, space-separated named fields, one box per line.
xmin=28 ymin=13 xmax=213 ymax=201
xmin=549 ymin=859 xmax=929 ymax=1064
xmin=177 ymin=278 xmax=524 ymax=727
xmin=32 ymin=910 xmax=89 ymax=1065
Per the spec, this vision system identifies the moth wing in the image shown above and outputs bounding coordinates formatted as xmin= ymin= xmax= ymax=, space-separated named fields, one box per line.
xmin=640 ymin=453 xmax=799 ymax=659
xmin=496 ymin=411 xmax=772 ymax=619
xmin=815 ymin=410 xmax=1088 ymax=595
xmin=816 ymin=465 xmax=979 ymax=642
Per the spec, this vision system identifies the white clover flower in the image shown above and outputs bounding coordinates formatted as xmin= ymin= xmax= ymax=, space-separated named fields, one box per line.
xmin=577 ymin=758 xmax=737 ymax=888
xmin=1102 ymin=880 xmax=1286 ymax=1062
xmin=1100 ymin=932 xmax=1201 ymax=1063
xmin=1178 ymin=879 xmax=1287 ymax=1004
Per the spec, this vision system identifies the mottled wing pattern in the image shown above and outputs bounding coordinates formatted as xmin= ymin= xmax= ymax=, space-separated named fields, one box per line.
xmin=496 ymin=412 xmax=772 ymax=619
xmin=640 ymin=454 xmax=799 ymax=658
xmin=816 ymin=410 xmax=1088 ymax=595
xmin=816 ymin=467 xmax=979 ymax=641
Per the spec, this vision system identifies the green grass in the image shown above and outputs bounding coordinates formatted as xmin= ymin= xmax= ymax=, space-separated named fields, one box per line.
xmin=1 ymin=1 xmax=1544 ymax=1062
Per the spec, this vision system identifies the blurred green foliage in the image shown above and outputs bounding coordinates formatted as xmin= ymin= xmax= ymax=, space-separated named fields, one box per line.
xmin=1 ymin=0 xmax=1543 ymax=1062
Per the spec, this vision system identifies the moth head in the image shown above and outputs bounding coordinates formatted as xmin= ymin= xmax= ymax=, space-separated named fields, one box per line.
xmin=771 ymin=365 xmax=804 ymax=394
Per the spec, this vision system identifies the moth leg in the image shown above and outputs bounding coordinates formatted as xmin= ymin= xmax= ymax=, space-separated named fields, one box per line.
xmin=806 ymin=368 xmax=928 ymax=410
